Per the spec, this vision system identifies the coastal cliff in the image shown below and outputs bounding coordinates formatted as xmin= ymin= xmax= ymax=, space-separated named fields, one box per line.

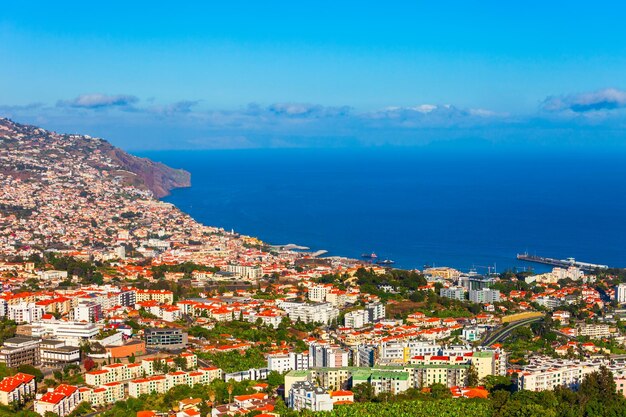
xmin=0 ymin=117 xmax=190 ymax=198
xmin=103 ymin=145 xmax=191 ymax=198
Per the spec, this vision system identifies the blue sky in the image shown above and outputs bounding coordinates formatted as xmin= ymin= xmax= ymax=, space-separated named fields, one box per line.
xmin=2 ymin=1 xmax=626 ymax=150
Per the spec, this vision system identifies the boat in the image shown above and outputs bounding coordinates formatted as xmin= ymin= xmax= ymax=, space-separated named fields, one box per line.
xmin=361 ymin=252 xmax=378 ymax=259
xmin=376 ymin=259 xmax=395 ymax=265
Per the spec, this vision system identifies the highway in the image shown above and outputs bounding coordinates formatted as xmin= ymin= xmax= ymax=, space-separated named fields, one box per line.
xmin=482 ymin=316 xmax=544 ymax=346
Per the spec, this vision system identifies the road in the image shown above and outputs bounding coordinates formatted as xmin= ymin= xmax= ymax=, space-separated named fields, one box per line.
xmin=482 ymin=316 xmax=544 ymax=345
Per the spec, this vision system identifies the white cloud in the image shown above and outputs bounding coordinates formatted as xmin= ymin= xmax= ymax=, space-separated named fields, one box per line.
xmin=58 ymin=93 xmax=139 ymax=109
xmin=542 ymin=88 xmax=626 ymax=113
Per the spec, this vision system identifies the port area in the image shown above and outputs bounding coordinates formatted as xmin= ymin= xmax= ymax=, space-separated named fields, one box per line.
xmin=517 ymin=253 xmax=609 ymax=271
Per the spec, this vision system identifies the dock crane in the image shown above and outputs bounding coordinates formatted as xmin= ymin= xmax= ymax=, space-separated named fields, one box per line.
xmin=471 ymin=263 xmax=497 ymax=275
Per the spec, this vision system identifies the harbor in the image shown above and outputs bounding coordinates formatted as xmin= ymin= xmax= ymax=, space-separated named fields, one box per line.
xmin=517 ymin=253 xmax=609 ymax=271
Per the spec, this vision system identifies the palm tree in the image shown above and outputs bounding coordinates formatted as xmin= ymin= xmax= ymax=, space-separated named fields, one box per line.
xmin=227 ymin=384 xmax=233 ymax=403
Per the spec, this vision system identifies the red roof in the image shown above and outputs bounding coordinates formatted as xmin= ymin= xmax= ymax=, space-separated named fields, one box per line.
xmin=40 ymin=392 xmax=67 ymax=405
xmin=331 ymin=390 xmax=354 ymax=397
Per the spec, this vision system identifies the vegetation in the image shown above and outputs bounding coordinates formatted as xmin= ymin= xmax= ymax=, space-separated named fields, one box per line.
xmin=275 ymin=366 xmax=626 ymax=417
xmin=288 ymin=399 xmax=492 ymax=417
xmin=198 ymin=347 xmax=266 ymax=373
xmin=100 ymin=380 xmax=255 ymax=417
xmin=16 ymin=364 xmax=43 ymax=382
xmin=151 ymin=262 xmax=219 ymax=280
xmin=45 ymin=253 xmax=104 ymax=285
xmin=188 ymin=319 xmax=311 ymax=351
xmin=0 ymin=320 xmax=17 ymax=345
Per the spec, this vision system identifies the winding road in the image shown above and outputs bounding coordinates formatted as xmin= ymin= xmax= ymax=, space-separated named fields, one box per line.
xmin=482 ymin=316 xmax=544 ymax=346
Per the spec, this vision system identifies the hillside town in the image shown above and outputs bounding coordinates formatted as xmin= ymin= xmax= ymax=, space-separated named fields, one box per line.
xmin=2 ymin=118 xmax=626 ymax=417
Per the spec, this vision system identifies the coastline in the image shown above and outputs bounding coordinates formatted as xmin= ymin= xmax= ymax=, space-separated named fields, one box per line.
xmin=145 ymin=149 xmax=624 ymax=273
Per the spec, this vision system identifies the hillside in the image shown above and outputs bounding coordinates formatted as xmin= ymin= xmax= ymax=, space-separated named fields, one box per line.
xmin=0 ymin=118 xmax=190 ymax=198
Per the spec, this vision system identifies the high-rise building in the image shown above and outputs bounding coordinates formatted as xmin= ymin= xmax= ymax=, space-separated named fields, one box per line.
xmin=440 ymin=287 xmax=466 ymax=301
xmin=469 ymin=288 xmax=501 ymax=304
xmin=616 ymin=284 xmax=626 ymax=304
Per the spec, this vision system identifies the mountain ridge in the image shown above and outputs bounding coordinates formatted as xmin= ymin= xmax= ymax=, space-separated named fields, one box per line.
xmin=0 ymin=117 xmax=190 ymax=198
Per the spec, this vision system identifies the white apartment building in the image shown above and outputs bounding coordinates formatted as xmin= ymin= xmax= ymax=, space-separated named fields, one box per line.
xmin=308 ymin=284 xmax=331 ymax=302
xmin=616 ymin=283 xmax=626 ymax=304
xmin=267 ymin=352 xmax=310 ymax=373
xmin=309 ymin=344 xmax=349 ymax=368
xmin=278 ymin=301 xmax=339 ymax=324
xmin=223 ymin=264 xmax=263 ymax=280
xmin=72 ymin=302 xmax=102 ymax=323
xmin=80 ymin=382 xmax=125 ymax=407
xmin=0 ymin=373 xmax=36 ymax=405
xmin=378 ymin=341 xmax=440 ymax=364
xmin=39 ymin=270 xmax=68 ymax=280
xmin=469 ymin=288 xmax=501 ymax=304
xmin=34 ymin=384 xmax=81 ymax=417
xmin=440 ymin=286 xmax=466 ymax=301
xmin=344 ymin=310 xmax=369 ymax=328
xmin=288 ymin=381 xmax=333 ymax=412
xmin=8 ymin=302 xmax=44 ymax=324
xmin=28 ymin=320 xmax=100 ymax=346
xmin=518 ymin=362 xmax=595 ymax=391
xmin=128 ymin=367 xmax=222 ymax=397
xmin=578 ymin=324 xmax=611 ymax=339
xmin=366 ymin=302 xmax=386 ymax=322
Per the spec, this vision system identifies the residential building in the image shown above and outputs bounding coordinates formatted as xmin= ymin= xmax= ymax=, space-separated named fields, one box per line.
xmin=0 ymin=336 xmax=41 ymax=367
xmin=72 ymin=302 xmax=102 ymax=323
xmin=34 ymin=384 xmax=81 ymax=417
xmin=267 ymin=352 xmax=309 ymax=373
xmin=366 ymin=302 xmax=386 ymax=322
xmin=288 ymin=381 xmax=333 ymax=412
xmin=145 ymin=328 xmax=188 ymax=350
xmin=309 ymin=344 xmax=349 ymax=368
xmin=223 ymin=264 xmax=263 ymax=280
xmin=39 ymin=339 xmax=81 ymax=367
xmin=8 ymin=302 xmax=44 ymax=324
xmin=354 ymin=345 xmax=376 ymax=367
xmin=0 ymin=373 xmax=36 ymax=405
xmin=518 ymin=363 xmax=595 ymax=391
xmin=278 ymin=301 xmax=339 ymax=324
xmin=617 ymin=284 xmax=626 ymax=304
xmin=344 ymin=310 xmax=369 ymax=328
xmin=469 ymin=288 xmax=501 ymax=304
xmin=440 ymin=287 xmax=466 ymax=301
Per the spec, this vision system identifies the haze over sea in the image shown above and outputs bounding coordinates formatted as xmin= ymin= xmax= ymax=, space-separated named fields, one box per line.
xmin=141 ymin=147 xmax=626 ymax=273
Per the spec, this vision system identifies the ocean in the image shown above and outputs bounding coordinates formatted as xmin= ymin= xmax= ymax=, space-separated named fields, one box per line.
xmin=139 ymin=147 xmax=626 ymax=272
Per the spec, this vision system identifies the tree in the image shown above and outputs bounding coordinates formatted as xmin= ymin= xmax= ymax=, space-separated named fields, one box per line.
xmin=430 ymin=383 xmax=452 ymax=400
xmin=577 ymin=365 xmax=621 ymax=415
xmin=83 ymin=357 xmax=95 ymax=372
xmin=16 ymin=364 xmax=43 ymax=382
xmin=227 ymin=384 xmax=234 ymax=403
xmin=173 ymin=356 xmax=187 ymax=371
xmin=267 ymin=371 xmax=284 ymax=388
xmin=467 ymin=364 xmax=479 ymax=387
xmin=352 ymin=382 xmax=375 ymax=402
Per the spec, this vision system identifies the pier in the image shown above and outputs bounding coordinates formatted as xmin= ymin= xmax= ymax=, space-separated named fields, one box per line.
xmin=517 ymin=253 xmax=609 ymax=271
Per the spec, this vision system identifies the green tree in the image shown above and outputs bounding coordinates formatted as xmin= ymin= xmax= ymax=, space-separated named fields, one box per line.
xmin=467 ymin=364 xmax=479 ymax=387
xmin=16 ymin=364 xmax=43 ymax=382
xmin=352 ymin=382 xmax=375 ymax=402
xmin=430 ymin=383 xmax=452 ymax=400
xmin=267 ymin=371 xmax=284 ymax=388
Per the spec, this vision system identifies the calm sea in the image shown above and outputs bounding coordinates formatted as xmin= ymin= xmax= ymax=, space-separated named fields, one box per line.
xmin=139 ymin=147 xmax=626 ymax=272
